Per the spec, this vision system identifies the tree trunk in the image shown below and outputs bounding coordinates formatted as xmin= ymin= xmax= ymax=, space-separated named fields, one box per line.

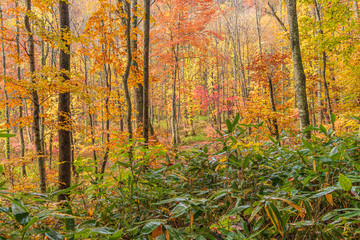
xmin=268 ymin=76 xmax=279 ymax=139
xmin=120 ymin=0 xmax=133 ymax=140
xmin=15 ymin=0 xmax=26 ymax=177
xmin=354 ymin=0 xmax=359 ymax=20
xmin=58 ymin=0 xmax=71 ymax=202
xmin=286 ymin=0 xmax=311 ymax=138
xmin=25 ymin=0 xmax=46 ymax=192
xmin=131 ymin=0 xmax=144 ymax=128
xmin=143 ymin=0 xmax=151 ymax=144
xmin=1 ymin=4 xmax=10 ymax=162
xmin=314 ymin=0 xmax=335 ymax=130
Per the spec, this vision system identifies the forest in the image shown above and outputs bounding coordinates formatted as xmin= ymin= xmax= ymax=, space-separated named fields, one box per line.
xmin=0 ymin=0 xmax=360 ymax=239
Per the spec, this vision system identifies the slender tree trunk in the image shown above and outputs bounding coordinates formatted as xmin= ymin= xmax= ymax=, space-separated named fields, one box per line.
xmin=25 ymin=0 xmax=46 ymax=192
xmin=314 ymin=0 xmax=335 ymax=130
xmin=286 ymin=0 xmax=311 ymax=138
xmin=354 ymin=0 xmax=359 ymax=20
xmin=121 ymin=0 xmax=133 ymax=140
xmin=15 ymin=0 xmax=26 ymax=177
xmin=58 ymin=0 xmax=71 ymax=202
xmin=143 ymin=0 xmax=151 ymax=144
xmin=171 ymin=68 xmax=178 ymax=145
xmin=132 ymin=0 xmax=144 ymax=128
xmin=255 ymin=0 xmax=263 ymax=53
xmin=1 ymin=4 xmax=10 ymax=163
xmin=84 ymin=56 xmax=97 ymax=172
xmin=268 ymin=76 xmax=279 ymax=139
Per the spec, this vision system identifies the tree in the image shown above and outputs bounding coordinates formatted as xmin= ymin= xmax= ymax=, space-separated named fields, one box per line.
xmin=286 ymin=0 xmax=310 ymax=137
xmin=25 ymin=0 xmax=47 ymax=192
xmin=0 ymin=4 xmax=10 ymax=164
xmin=58 ymin=0 xmax=72 ymax=202
xmin=143 ymin=0 xmax=150 ymax=144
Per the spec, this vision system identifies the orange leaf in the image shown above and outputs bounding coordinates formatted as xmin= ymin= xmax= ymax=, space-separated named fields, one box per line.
xmin=152 ymin=225 xmax=163 ymax=239
xmin=190 ymin=210 xmax=194 ymax=228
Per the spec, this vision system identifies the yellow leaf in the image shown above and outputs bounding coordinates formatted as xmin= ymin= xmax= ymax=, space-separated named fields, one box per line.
xmin=270 ymin=197 xmax=305 ymax=214
xmin=313 ymin=159 xmax=316 ymax=172
xmin=324 ymin=183 xmax=334 ymax=206
xmin=190 ymin=210 xmax=194 ymax=228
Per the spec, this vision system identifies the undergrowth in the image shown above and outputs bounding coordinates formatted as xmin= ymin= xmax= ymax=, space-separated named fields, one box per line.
xmin=0 ymin=115 xmax=360 ymax=239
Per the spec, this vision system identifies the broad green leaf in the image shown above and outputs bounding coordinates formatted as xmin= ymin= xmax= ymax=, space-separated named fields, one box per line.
xmin=171 ymin=202 xmax=188 ymax=218
xmin=21 ymin=216 xmax=39 ymax=236
xmin=141 ymin=221 xmax=162 ymax=235
xmin=11 ymin=199 xmax=29 ymax=226
xmin=311 ymin=187 xmax=338 ymax=198
xmin=301 ymin=139 xmax=314 ymax=152
xmin=164 ymin=225 xmax=184 ymax=240
xmin=331 ymin=113 xmax=336 ymax=124
xmin=243 ymin=155 xmax=250 ymax=169
xmin=233 ymin=113 xmax=240 ymax=128
xmin=90 ymin=227 xmax=115 ymax=235
xmin=319 ymin=125 xmax=327 ymax=134
xmin=116 ymin=161 xmax=131 ymax=168
xmin=248 ymin=205 xmax=263 ymax=222
xmin=155 ymin=197 xmax=186 ymax=205
xmin=45 ymin=228 xmax=65 ymax=240
xmin=339 ymin=174 xmax=352 ymax=191
xmin=0 ymin=133 xmax=16 ymax=138
xmin=226 ymin=205 xmax=251 ymax=216
xmin=49 ymin=184 xmax=79 ymax=198
xmin=226 ymin=119 xmax=233 ymax=132
xmin=109 ymin=229 xmax=123 ymax=240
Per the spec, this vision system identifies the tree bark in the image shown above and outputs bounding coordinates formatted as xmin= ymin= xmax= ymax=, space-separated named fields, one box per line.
xmin=314 ymin=0 xmax=335 ymax=130
xmin=120 ymin=0 xmax=133 ymax=140
xmin=132 ymin=0 xmax=144 ymax=128
xmin=15 ymin=0 xmax=26 ymax=177
xmin=286 ymin=0 xmax=311 ymax=138
xmin=25 ymin=0 xmax=46 ymax=192
xmin=58 ymin=0 xmax=72 ymax=202
xmin=143 ymin=0 xmax=151 ymax=144
xmin=1 ymin=4 xmax=10 ymax=163
xmin=354 ymin=0 xmax=359 ymax=20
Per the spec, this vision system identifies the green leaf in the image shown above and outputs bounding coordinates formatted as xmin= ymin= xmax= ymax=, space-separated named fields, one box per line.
xmin=331 ymin=113 xmax=336 ymax=124
xmin=90 ymin=227 xmax=115 ymax=235
xmin=301 ymin=139 xmax=314 ymax=152
xmin=242 ymin=155 xmax=250 ymax=169
xmin=76 ymin=220 xmax=96 ymax=230
xmin=141 ymin=221 xmax=162 ymax=235
xmin=21 ymin=216 xmax=39 ymax=237
xmin=0 ymin=130 xmax=15 ymax=138
xmin=49 ymin=184 xmax=79 ymax=198
xmin=116 ymin=161 xmax=131 ymax=168
xmin=226 ymin=119 xmax=233 ymax=132
xmin=109 ymin=229 xmax=123 ymax=240
xmin=311 ymin=187 xmax=338 ymax=198
xmin=226 ymin=205 xmax=251 ymax=216
xmin=45 ymin=229 xmax=65 ymax=240
xmin=233 ymin=113 xmax=240 ymax=128
xmin=249 ymin=205 xmax=263 ymax=222
xmin=319 ymin=125 xmax=327 ymax=134
xmin=339 ymin=174 xmax=352 ymax=191
xmin=155 ymin=197 xmax=186 ymax=205
xmin=171 ymin=202 xmax=188 ymax=218
xmin=11 ymin=199 xmax=29 ymax=226
xmin=164 ymin=225 xmax=184 ymax=240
